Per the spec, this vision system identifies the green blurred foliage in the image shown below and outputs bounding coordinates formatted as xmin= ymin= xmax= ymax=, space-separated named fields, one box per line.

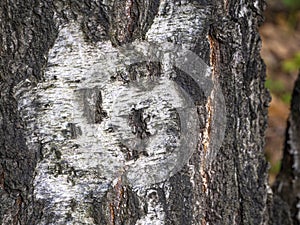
xmin=265 ymin=79 xmax=285 ymax=92
xmin=265 ymin=78 xmax=292 ymax=104
xmin=282 ymin=52 xmax=300 ymax=73
xmin=281 ymin=93 xmax=292 ymax=104
xmin=265 ymin=153 xmax=282 ymax=174
xmin=282 ymin=0 xmax=300 ymax=27
xmin=270 ymin=160 xmax=282 ymax=174
xmin=282 ymin=0 xmax=300 ymax=9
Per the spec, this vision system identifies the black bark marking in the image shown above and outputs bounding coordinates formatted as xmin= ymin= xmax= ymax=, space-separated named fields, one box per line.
xmin=53 ymin=1 xmax=110 ymax=43
xmin=165 ymin=167 xmax=194 ymax=225
xmin=119 ymin=143 xmax=149 ymax=161
xmin=61 ymin=123 xmax=82 ymax=139
xmin=95 ymin=183 xmax=142 ymax=225
xmin=109 ymin=0 xmax=160 ymax=46
xmin=114 ymin=61 xmax=161 ymax=84
xmin=95 ymin=91 xmax=108 ymax=124
xmin=128 ymin=108 xmax=151 ymax=139
xmin=78 ymin=1 xmax=110 ymax=42
xmin=173 ymin=67 xmax=207 ymax=106
xmin=128 ymin=61 xmax=161 ymax=80
xmin=80 ymin=88 xmax=108 ymax=124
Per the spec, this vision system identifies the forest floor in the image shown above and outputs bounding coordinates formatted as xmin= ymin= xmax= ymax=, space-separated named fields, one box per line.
xmin=260 ymin=1 xmax=300 ymax=183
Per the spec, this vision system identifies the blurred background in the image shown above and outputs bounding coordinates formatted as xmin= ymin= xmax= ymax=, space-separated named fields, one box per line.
xmin=261 ymin=0 xmax=300 ymax=183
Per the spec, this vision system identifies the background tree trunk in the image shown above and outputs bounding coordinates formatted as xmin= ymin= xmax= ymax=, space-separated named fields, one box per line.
xmin=0 ymin=0 xmax=292 ymax=224
xmin=272 ymin=73 xmax=300 ymax=225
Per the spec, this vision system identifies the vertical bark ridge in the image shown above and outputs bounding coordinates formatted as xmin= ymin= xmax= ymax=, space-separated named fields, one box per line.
xmin=208 ymin=0 xmax=270 ymax=224
xmin=0 ymin=1 xmax=57 ymax=224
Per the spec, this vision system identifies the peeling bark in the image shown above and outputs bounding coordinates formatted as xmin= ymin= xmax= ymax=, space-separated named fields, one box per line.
xmin=0 ymin=0 xmax=288 ymax=225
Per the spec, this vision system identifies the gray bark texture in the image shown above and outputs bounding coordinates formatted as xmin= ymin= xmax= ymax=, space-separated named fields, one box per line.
xmin=0 ymin=0 xmax=293 ymax=224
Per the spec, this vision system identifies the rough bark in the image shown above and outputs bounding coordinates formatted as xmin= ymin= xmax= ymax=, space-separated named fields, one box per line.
xmin=272 ymin=73 xmax=300 ymax=225
xmin=0 ymin=0 xmax=283 ymax=225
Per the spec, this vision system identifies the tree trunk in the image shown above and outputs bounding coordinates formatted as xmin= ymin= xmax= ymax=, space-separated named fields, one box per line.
xmin=272 ymin=73 xmax=300 ymax=225
xmin=0 ymin=0 xmax=288 ymax=224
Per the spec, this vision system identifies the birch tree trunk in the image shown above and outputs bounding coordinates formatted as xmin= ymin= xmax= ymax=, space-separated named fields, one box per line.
xmin=0 ymin=0 xmax=289 ymax=224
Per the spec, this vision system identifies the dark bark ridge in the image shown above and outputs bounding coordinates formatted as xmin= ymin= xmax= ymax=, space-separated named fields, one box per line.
xmin=0 ymin=1 xmax=58 ymax=224
xmin=207 ymin=0 xmax=270 ymax=224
